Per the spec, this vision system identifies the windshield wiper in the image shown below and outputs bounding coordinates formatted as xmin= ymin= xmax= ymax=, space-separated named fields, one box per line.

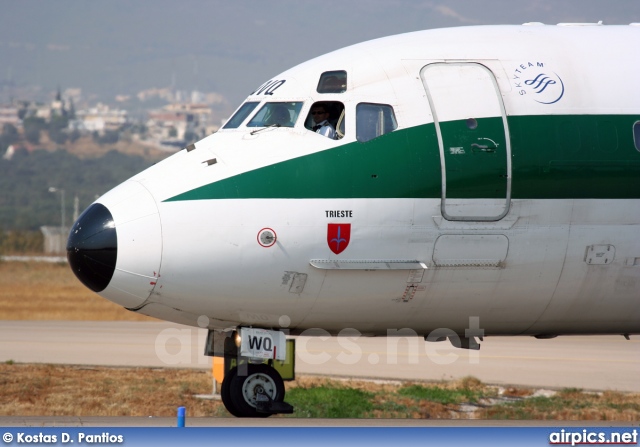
xmin=250 ymin=123 xmax=280 ymax=135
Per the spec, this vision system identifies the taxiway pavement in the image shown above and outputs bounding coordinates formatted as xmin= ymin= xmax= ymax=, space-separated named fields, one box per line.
xmin=1 ymin=321 xmax=638 ymax=392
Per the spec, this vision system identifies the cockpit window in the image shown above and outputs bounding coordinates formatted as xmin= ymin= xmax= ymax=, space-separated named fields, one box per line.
xmin=356 ymin=103 xmax=398 ymax=143
xmin=222 ymin=101 xmax=260 ymax=129
xmin=317 ymin=71 xmax=347 ymax=94
xmin=247 ymin=102 xmax=303 ymax=128
xmin=305 ymin=101 xmax=345 ymax=140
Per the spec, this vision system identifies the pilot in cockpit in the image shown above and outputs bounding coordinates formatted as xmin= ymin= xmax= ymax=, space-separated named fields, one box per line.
xmin=266 ymin=105 xmax=292 ymax=127
xmin=310 ymin=103 xmax=335 ymax=139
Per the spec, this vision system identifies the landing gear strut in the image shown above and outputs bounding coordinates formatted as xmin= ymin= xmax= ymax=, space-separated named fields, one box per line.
xmin=206 ymin=328 xmax=294 ymax=417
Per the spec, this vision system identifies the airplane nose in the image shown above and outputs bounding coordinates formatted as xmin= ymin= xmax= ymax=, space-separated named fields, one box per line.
xmin=67 ymin=180 xmax=162 ymax=309
xmin=67 ymin=203 xmax=117 ymax=292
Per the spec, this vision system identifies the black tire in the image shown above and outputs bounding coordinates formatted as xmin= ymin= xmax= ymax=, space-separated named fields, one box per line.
xmin=220 ymin=366 xmax=243 ymax=417
xmin=229 ymin=364 xmax=285 ymax=418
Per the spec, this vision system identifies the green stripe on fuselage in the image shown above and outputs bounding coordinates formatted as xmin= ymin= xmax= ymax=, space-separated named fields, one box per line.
xmin=164 ymin=115 xmax=640 ymax=202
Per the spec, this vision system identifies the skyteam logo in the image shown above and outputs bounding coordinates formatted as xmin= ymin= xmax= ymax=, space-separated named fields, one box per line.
xmin=513 ymin=61 xmax=565 ymax=104
xmin=327 ymin=223 xmax=351 ymax=255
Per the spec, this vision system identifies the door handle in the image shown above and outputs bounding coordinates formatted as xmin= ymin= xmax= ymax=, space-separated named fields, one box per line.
xmin=471 ymin=143 xmax=496 ymax=153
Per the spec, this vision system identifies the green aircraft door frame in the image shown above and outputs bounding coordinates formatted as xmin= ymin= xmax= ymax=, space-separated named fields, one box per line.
xmin=421 ymin=62 xmax=512 ymax=221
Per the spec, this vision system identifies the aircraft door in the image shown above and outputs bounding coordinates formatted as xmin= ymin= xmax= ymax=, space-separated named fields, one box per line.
xmin=421 ymin=63 xmax=511 ymax=221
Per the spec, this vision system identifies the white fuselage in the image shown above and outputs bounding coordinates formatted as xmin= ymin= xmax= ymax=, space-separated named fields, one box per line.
xmin=81 ymin=24 xmax=640 ymax=337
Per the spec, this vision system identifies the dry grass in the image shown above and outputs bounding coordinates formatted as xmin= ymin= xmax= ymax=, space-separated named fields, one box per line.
xmin=4 ymin=364 xmax=639 ymax=420
xmin=0 ymin=364 xmax=478 ymax=419
xmin=0 ymin=261 xmax=156 ymax=321
xmin=477 ymin=388 xmax=640 ymax=421
xmin=0 ymin=364 xmax=223 ymax=417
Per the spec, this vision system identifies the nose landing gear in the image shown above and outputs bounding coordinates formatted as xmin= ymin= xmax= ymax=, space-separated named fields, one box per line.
xmin=206 ymin=327 xmax=295 ymax=417
xmin=221 ymin=364 xmax=293 ymax=417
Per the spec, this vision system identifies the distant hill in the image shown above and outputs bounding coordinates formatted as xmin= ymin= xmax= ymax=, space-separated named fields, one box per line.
xmin=0 ymin=144 xmax=170 ymax=231
xmin=5 ymin=132 xmax=171 ymax=161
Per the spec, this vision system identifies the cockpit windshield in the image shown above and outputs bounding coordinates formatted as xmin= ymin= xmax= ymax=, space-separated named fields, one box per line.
xmin=247 ymin=102 xmax=303 ymax=128
xmin=222 ymin=101 xmax=260 ymax=129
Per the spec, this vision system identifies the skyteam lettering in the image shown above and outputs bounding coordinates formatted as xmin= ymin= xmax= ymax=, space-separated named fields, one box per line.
xmin=513 ymin=61 xmax=565 ymax=104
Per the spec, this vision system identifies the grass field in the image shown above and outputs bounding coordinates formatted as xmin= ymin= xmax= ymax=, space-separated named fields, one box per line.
xmin=3 ymin=363 xmax=639 ymax=420
xmin=2 ymin=260 xmax=639 ymax=420
xmin=0 ymin=260 xmax=155 ymax=321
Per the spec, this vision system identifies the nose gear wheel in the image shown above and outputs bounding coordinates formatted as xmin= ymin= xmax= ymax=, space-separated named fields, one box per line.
xmin=222 ymin=364 xmax=286 ymax=417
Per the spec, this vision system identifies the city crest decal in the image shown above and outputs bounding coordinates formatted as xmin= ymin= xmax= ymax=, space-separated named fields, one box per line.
xmin=327 ymin=223 xmax=351 ymax=255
